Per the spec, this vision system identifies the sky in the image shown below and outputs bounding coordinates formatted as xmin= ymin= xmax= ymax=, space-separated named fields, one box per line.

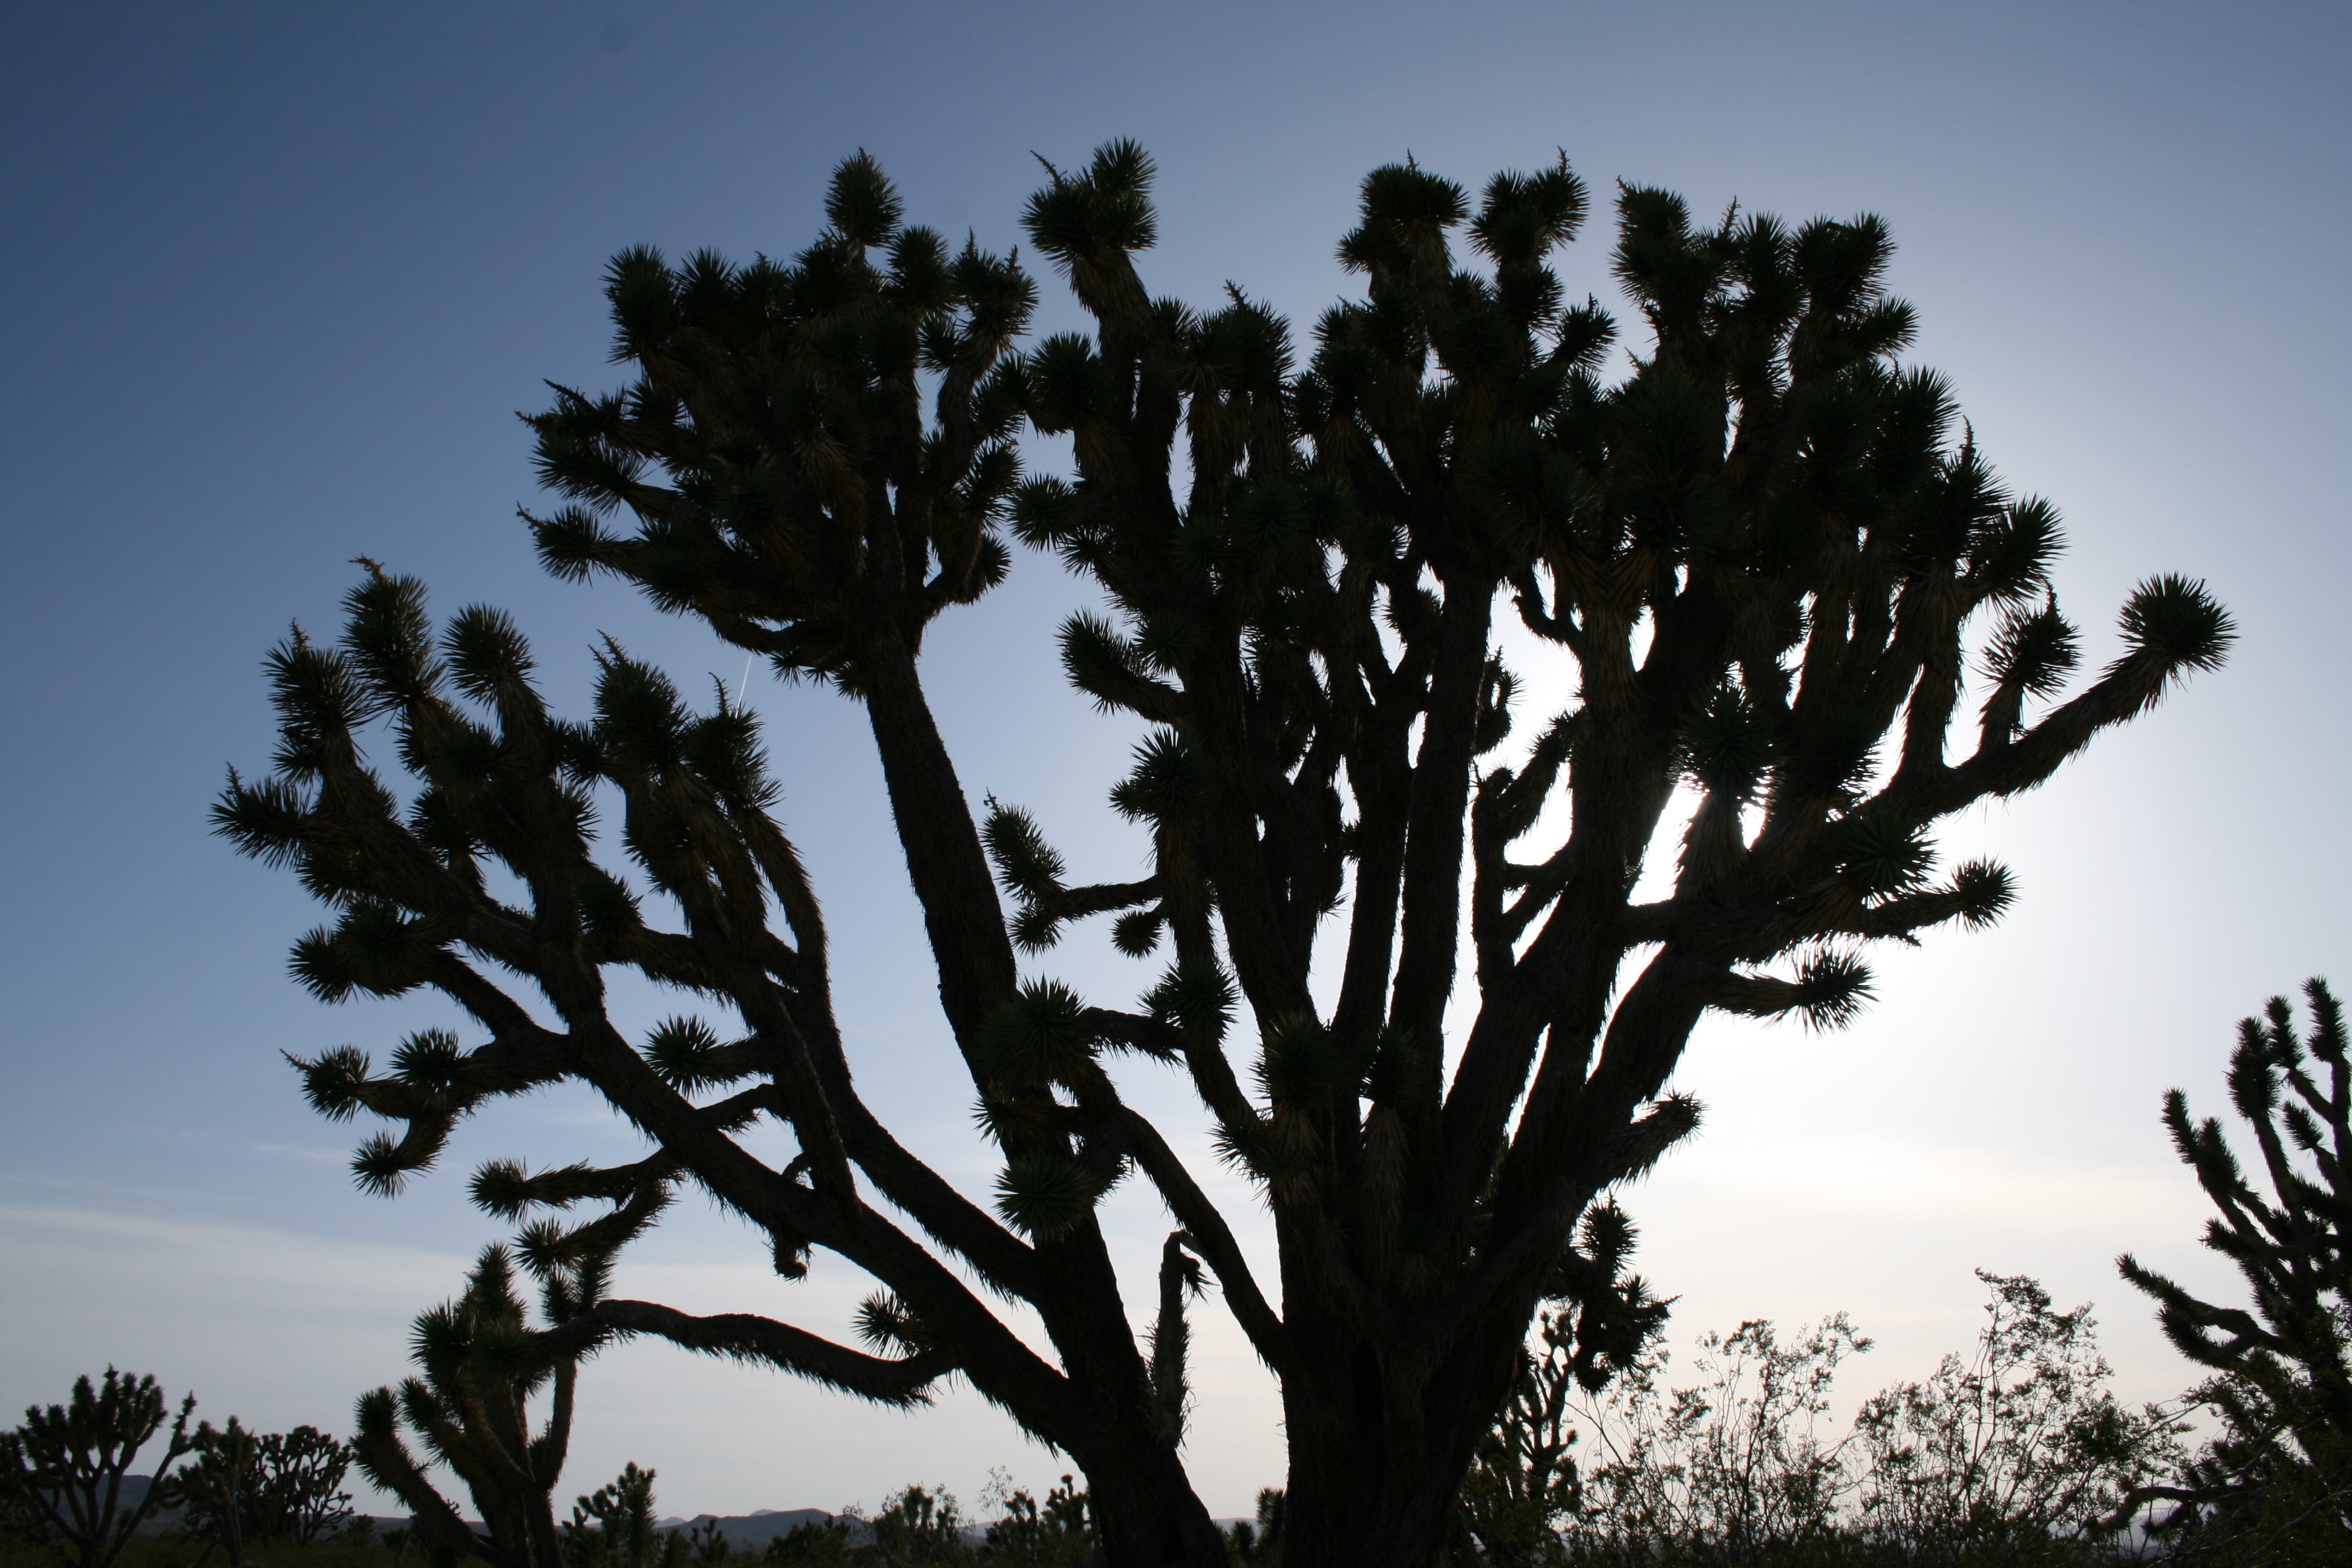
xmin=2 ymin=0 xmax=2348 ymax=1526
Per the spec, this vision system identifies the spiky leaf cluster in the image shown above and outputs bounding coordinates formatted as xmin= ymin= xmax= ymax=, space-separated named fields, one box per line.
xmin=215 ymin=567 xmax=828 ymax=1200
xmin=1457 ymin=1210 xmax=1674 ymax=1563
xmin=218 ymin=563 xmax=1004 ymax=1428
xmin=526 ymin=152 xmax=1036 ymax=685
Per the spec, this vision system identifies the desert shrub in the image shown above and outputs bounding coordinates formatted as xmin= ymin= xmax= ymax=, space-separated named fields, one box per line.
xmin=1851 ymin=1273 xmax=2180 ymax=1563
xmin=1572 ymin=1314 xmax=1872 ymax=1558
xmin=759 ymin=1521 xmax=851 ymax=1568
xmin=1454 ymin=1273 xmax=2182 ymax=1564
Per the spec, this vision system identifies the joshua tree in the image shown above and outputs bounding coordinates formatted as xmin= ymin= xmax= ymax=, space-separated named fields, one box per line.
xmin=2120 ymin=980 xmax=2352 ymax=1553
xmin=218 ymin=144 xmax=2233 ymax=1567
xmin=0 ymin=1370 xmax=197 ymax=1568
xmin=1451 ymin=1309 xmax=1593 ymax=1566
xmin=178 ymin=1418 xmax=260 ymax=1568
xmin=248 ymin=1426 xmax=359 ymax=1546
xmin=351 ymin=1242 xmax=613 ymax=1568
xmin=560 ymin=1463 xmax=670 ymax=1568
xmin=178 ymin=1422 xmax=357 ymax=1558
xmin=981 ymin=1474 xmax=1092 ymax=1566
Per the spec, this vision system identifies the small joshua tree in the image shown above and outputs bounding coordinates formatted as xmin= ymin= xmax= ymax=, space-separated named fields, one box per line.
xmin=178 ymin=1417 xmax=260 ymax=1568
xmin=981 ymin=1473 xmax=1092 ymax=1567
xmin=561 ymin=1463 xmax=671 ymax=1568
xmin=861 ymin=1485 xmax=966 ymax=1564
xmin=353 ymin=1241 xmax=615 ymax=1568
xmin=220 ymin=144 xmax=2235 ymax=1568
xmin=180 ymin=1423 xmax=358 ymax=1558
xmin=249 ymin=1426 xmax=358 ymax=1546
xmin=0 ymin=1368 xmax=198 ymax=1568
xmin=2120 ymin=979 xmax=2352 ymax=1554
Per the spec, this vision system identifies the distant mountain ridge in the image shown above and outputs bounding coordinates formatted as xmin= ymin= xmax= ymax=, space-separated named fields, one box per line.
xmin=105 ymin=1481 xmax=894 ymax=1545
xmin=656 ymin=1510 xmax=835 ymax=1544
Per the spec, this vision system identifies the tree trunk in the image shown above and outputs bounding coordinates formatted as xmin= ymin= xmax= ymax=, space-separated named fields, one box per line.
xmin=1078 ymin=1437 xmax=1229 ymax=1567
xmin=852 ymin=629 xmax=1021 ymax=1056
xmin=853 ymin=630 xmax=1226 ymax=1567
xmin=1276 ymin=1282 xmax=1543 ymax=1567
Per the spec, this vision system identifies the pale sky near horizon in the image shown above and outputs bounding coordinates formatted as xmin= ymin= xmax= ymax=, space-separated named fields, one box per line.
xmin=3 ymin=0 xmax=2349 ymax=1524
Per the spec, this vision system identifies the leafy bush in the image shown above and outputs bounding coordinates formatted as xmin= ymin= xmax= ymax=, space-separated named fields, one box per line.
xmin=1458 ymin=1273 xmax=2180 ymax=1564
xmin=1852 ymin=1273 xmax=2178 ymax=1559
xmin=1574 ymin=1313 xmax=1873 ymax=1556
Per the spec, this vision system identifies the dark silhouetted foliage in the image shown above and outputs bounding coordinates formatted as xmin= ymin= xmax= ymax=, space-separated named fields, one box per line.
xmin=2120 ymin=980 xmax=2352 ymax=1560
xmin=220 ymin=145 xmax=2232 ymax=1568
xmin=178 ymin=1419 xmax=260 ymax=1568
xmin=561 ymin=1464 xmax=672 ymax=1568
xmin=352 ymin=1243 xmax=613 ymax=1568
xmin=247 ymin=1428 xmax=359 ymax=1548
xmin=0 ymin=1370 xmax=197 ymax=1568
xmin=179 ymin=1422 xmax=360 ymax=1560
xmin=1851 ymin=1274 xmax=2170 ymax=1557
xmin=1460 ymin=1273 xmax=2178 ymax=1566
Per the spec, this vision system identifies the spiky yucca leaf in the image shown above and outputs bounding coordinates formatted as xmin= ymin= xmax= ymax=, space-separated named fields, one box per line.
xmin=353 ymin=1129 xmax=431 ymax=1197
xmin=1949 ymin=859 xmax=2017 ymax=929
xmin=1111 ymin=907 xmax=1166 ymax=957
xmin=1255 ymin=1013 xmax=1338 ymax=1112
xmin=1142 ymin=958 xmax=1235 ymax=1042
xmin=289 ymin=1045 xmax=374 ymax=1121
xmin=1681 ymin=681 xmax=1770 ymax=800
xmin=976 ymin=981 xmax=1096 ymax=1087
xmin=981 ymin=800 xmax=1065 ymax=898
xmin=854 ymin=1292 xmax=933 ymax=1355
xmin=994 ymin=1152 xmax=1110 ymax=1242
xmin=1110 ymin=730 xmax=1207 ymax=825
xmin=1717 ymin=949 xmax=1876 ymax=1031
xmin=2112 ymin=574 xmax=2236 ymax=695
xmin=1831 ymin=812 xmax=1936 ymax=898
xmin=642 ymin=1017 xmax=734 ymax=1093
xmin=391 ymin=1028 xmax=466 ymax=1100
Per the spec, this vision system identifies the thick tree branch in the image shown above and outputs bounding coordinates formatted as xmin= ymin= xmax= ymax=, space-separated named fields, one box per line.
xmin=538 ymin=1300 xmax=956 ymax=1406
xmin=1114 ymin=1107 xmax=1290 ymax=1376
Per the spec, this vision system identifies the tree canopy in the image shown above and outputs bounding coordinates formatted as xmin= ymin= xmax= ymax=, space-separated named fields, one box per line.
xmin=217 ymin=142 xmax=2232 ymax=1568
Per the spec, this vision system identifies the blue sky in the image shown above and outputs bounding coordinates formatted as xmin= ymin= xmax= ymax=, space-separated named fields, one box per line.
xmin=2 ymin=0 xmax=2348 ymax=1523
